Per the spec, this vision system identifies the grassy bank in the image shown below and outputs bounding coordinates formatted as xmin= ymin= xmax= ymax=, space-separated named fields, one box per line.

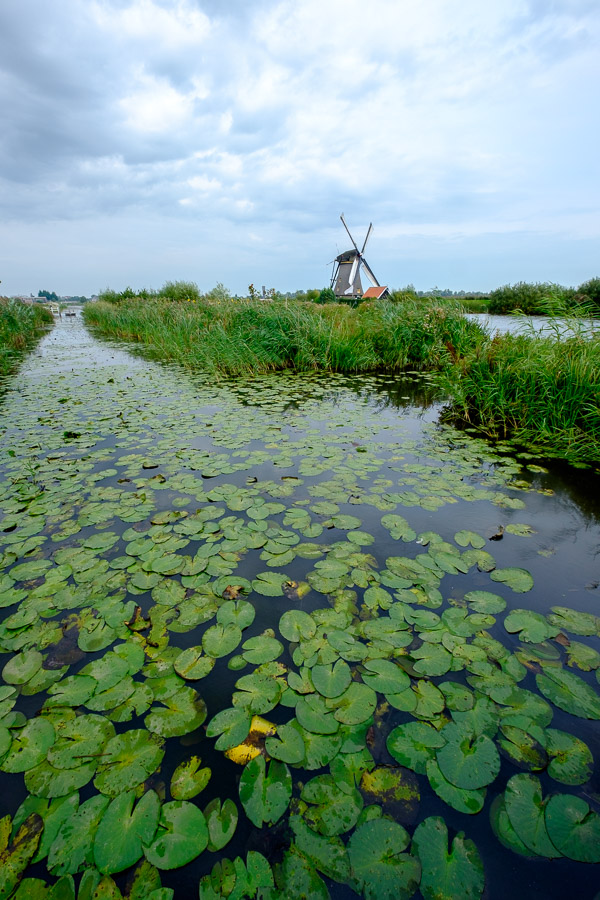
xmin=442 ymin=329 xmax=600 ymax=463
xmin=83 ymin=297 xmax=482 ymax=376
xmin=83 ymin=297 xmax=600 ymax=463
xmin=0 ymin=298 xmax=54 ymax=375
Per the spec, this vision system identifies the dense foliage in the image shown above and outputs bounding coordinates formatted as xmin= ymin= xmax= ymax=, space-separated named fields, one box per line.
xmin=0 ymin=298 xmax=53 ymax=375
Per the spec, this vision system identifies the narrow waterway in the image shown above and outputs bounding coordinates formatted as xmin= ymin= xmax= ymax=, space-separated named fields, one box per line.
xmin=0 ymin=317 xmax=599 ymax=899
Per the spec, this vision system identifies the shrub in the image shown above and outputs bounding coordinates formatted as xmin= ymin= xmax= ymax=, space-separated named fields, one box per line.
xmin=158 ymin=281 xmax=201 ymax=302
xmin=316 ymin=287 xmax=336 ymax=304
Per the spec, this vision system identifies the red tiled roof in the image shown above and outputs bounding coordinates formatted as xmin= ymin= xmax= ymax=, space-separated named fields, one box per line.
xmin=362 ymin=286 xmax=388 ymax=299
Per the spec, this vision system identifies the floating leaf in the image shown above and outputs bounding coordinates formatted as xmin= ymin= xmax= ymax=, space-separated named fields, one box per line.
xmin=310 ymin=660 xmax=351 ymax=699
xmin=233 ymin=673 xmax=282 ymax=716
xmin=264 ymin=722 xmax=305 ymax=764
xmin=173 ymin=647 xmax=215 ymax=680
xmin=436 ymin=722 xmax=500 ymax=790
xmin=239 ymin=756 xmax=291 ymax=828
xmin=204 ymin=798 xmax=238 ymax=852
xmin=2 ymin=650 xmax=43 ymax=685
xmin=278 ymin=610 xmax=316 ymax=642
xmin=503 ymin=774 xmax=559 ymax=858
xmin=545 ymin=794 xmax=600 ymax=862
xmin=328 ymin=682 xmax=377 ymax=725
xmin=301 ymin=774 xmax=363 ymax=836
xmin=202 ymin=624 xmax=242 ymax=659
xmin=242 ymin=635 xmax=284 ymax=665
xmin=426 ymin=759 xmax=486 ymax=815
xmin=94 ymin=730 xmax=165 ymax=796
xmin=143 ymin=801 xmax=208 ymax=870
xmin=504 ymin=609 xmax=558 ymax=643
xmin=360 ymin=658 xmax=410 ymax=694
xmin=47 ymin=715 xmax=114 ymax=770
xmin=545 ymin=729 xmax=593 ymax=785
xmin=206 ymin=708 xmax=251 ymax=751
xmin=387 ymin=722 xmax=446 ymax=775
xmin=490 ymin=567 xmax=533 ymax=593
xmin=412 ymin=815 xmax=484 ymax=900
xmin=0 ymin=813 xmax=43 ymax=899
xmin=93 ymin=790 xmax=160 ymax=874
xmin=145 ymin=686 xmax=207 ymax=738
xmin=359 ymin=766 xmax=419 ymax=821
xmin=463 ymin=590 xmax=506 ymax=614
xmin=1 ymin=719 xmax=55 ymax=773
xmin=347 ymin=818 xmax=420 ymax=900
xmin=454 ymin=530 xmax=485 ymax=549
xmin=170 ymin=756 xmax=211 ymax=800
xmin=289 ymin=814 xmax=350 ymax=883
xmin=535 ymin=667 xmax=600 ymax=719
xmin=48 ymin=794 xmax=110 ymax=875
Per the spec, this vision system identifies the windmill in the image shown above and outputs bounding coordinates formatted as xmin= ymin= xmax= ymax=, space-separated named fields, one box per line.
xmin=330 ymin=214 xmax=387 ymax=299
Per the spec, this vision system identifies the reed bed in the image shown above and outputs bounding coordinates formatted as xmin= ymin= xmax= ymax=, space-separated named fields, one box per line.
xmin=83 ymin=297 xmax=600 ymax=463
xmin=0 ymin=299 xmax=54 ymax=375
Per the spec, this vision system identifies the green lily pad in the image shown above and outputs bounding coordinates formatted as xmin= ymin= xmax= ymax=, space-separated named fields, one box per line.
xmin=239 ymin=756 xmax=291 ymax=828
xmin=454 ymin=530 xmax=485 ymax=549
xmin=412 ymin=815 xmax=484 ymax=900
xmin=545 ymin=729 xmax=593 ymax=785
xmin=347 ymin=818 xmax=420 ymax=900
xmin=2 ymin=650 xmax=43 ymax=685
xmin=504 ymin=774 xmax=559 ymax=858
xmin=144 ymin=800 xmax=208 ymax=870
xmin=327 ymin=682 xmax=377 ymax=725
xmin=463 ymin=590 xmax=506 ymax=614
xmin=93 ymin=789 xmax=160 ymax=874
xmin=490 ymin=567 xmax=534 ymax=593
xmin=545 ymin=793 xmax=600 ymax=862
xmin=202 ymin=623 xmax=242 ymax=659
xmin=173 ymin=647 xmax=215 ymax=680
xmin=170 ymin=756 xmax=211 ymax=800
xmin=310 ymin=660 xmax=351 ymax=699
xmin=360 ymin=658 xmax=410 ymax=694
xmin=275 ymin=846 xmax=329 ymax=900
xmin=489 ymin=795 xmax=538 ymax=857
xmin=264 ymin=723 xmax=306 ymax=765
xmin=48 ymin=794 xmax=109 ymax=875
xmin=436 ymin=722 xmax=500 ymax=790
xmin=206 ymin=707 xmax=251 ymax=751
xmin=565 ymin=640 xmax=600 ymax=671
xmin=242 ymin=635 xmax=284 ymax=665
xmin=1 ymin=719 xmax=55 ymax=773
xmin=301 ymin=774 xmax=363 ymax=836
xmin=296 ymin=694 xmax=339 ymax=735
xmin=426 ymin=759 xmax=486 ymax=814
xmin=547 ymin=606 xmax=598 ymax=636
xmin=535 ymin=667 xmax=600 ymax=719
xmin=25 ymin=759 xmax=96 ymax=798
xmin=94 ymin=730 xmax=165 ymax=796
xmin=504 ymin=609 xmax=558 ymax=643
xmin=145 ymin=686 xmax=207 ymax=738
xmin=289 ymin=814 xmax=350 ymax=883
xmin=279 ymin=609 xmax=316 ymax=642
xmin=252 ymin=572 xmax=288 ymax=597
xmin=233 ymin=674 xmax=282 ymax=715
xmin=387 ymin=721 xmax=446 ymax=774
xmin=204 ymin=798 xmax=238 ymax=852
xmin=47 ymin=714 xmax=115 ymax=770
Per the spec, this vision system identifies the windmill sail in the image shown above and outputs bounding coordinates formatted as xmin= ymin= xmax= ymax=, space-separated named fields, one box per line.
xmin=330 ymin=215 xmax=382 ymax=299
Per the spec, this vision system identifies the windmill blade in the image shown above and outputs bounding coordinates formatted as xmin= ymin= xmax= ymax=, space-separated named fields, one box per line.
xmin=348 ymin=256 xmax=359 ymax=289
xmin=340 ymin=214 xmax=360 ymax=253
xmin=361 ymin=260 xmax=379 ymax=288
xmin=361 ymin=224 xmax=373 ymax=254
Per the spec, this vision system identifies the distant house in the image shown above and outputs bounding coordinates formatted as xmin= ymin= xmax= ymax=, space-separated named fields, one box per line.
xmin=362 ymin=286 xmax=390 ymax=300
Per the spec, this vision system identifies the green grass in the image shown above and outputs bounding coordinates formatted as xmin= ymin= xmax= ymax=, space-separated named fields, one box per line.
xmin=0 ymin=299 xmax=54 ymax=375
xmin=441 ymin=329 xmax=600 ymax=463
xmin=83 ymin=296 xmax=600 ymax=463
xmin=83 ymin=297 xmax=482 ymax=377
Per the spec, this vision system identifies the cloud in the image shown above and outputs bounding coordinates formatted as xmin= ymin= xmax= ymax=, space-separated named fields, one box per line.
xmin=0 ymin=0 xmax=598 ymax=294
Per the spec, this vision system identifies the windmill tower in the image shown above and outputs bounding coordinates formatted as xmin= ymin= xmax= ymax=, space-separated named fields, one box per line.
xmin=330 ymin=214 xmax=387 ymax=299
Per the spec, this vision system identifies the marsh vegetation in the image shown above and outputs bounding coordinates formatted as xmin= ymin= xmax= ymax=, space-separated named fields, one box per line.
xmin=0 ymin=298 xmax=54 ymax=375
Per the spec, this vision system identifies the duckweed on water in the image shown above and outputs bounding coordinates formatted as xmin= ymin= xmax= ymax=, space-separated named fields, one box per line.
xmin=0 ymin=320 xmax=599 ymax=898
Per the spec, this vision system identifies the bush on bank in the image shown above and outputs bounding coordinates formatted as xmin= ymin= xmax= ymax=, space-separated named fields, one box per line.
xmin=0 ymin=298 xmax=54 ymax=375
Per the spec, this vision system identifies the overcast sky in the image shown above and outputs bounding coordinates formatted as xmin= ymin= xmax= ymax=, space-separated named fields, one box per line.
xmin=1 ymin=0 xmax=598 ymax=296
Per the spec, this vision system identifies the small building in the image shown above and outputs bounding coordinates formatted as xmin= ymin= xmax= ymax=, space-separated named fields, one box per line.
xmin=362 ymin=286 xmax=390 ymax=300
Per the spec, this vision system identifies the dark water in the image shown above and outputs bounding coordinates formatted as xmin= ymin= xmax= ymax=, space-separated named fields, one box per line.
xmin=0 ymin=317 xmax=599 ymax=899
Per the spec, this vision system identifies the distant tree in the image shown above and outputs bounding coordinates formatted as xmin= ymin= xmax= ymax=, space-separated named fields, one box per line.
xmin=38 ymin=289 xmax=59 ymax=302
xmin=316 ymin=287 xmax=336 ymax=304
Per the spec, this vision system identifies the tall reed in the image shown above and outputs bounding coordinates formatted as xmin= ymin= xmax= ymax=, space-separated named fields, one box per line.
xmin=0 ymin=299 xmax=54 ymax=375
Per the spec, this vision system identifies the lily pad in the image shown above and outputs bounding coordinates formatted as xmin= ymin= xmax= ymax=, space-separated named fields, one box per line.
xmin=412 ymin=815 xmax=484 ymax=900
xmin=301 ymin=774 xmax=363 ymax=836
xmin=206 ymin=707 xmax=251 ymax=751
xmin=202 ymin=624 xmax=242 ymax=659
xmin=93 ymin=789 xmax=160 ymax=874
xmin=490 ymin=567 xmax=534 ymax=593
xmin=503 ymin=774 xmax=559 ymax=858
xmin=545 ymin=793 xmax=600 ymax=862
xmin=143 ymin=800 xmax=208 ymax=870
xmin=436 ymin=722 xmax=500 ymax=790
xmin=170 ymin=756 xmax=211 ymax=800
xmin=239 ymin=756 xmax=291 ymax=828
xmin=387 ymin=721 xmax=446 ymax=774
xmin=310 ymin=660 xmax=351 ymax=699
xmin=204 ymin=798 xmax=238 ymax=852
xmin=545 ymin=729 xmax=593 ymax=785
xmin=347 ymin=818 xmax=420 ymax=900
xmin=94 ymin=730 xmax=165 ymax=796
xmin=426 ymin=759 xmax=486 ymax=815
xmin=535 ymin=667 xmax=600 ymax=719
xmin=504 ymin=609 xmax=558 ymax=643
xmin=2 ymin=650 xmax=43 ymax=685
xmin=1 ymin=719 xmax=55 ymax=773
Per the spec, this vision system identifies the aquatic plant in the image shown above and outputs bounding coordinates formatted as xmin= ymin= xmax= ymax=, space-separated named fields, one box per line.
xmin=0 ymin=298 xmax=53 ymax=375
xmin=1 ymin=317 xmax=600 ymax=898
